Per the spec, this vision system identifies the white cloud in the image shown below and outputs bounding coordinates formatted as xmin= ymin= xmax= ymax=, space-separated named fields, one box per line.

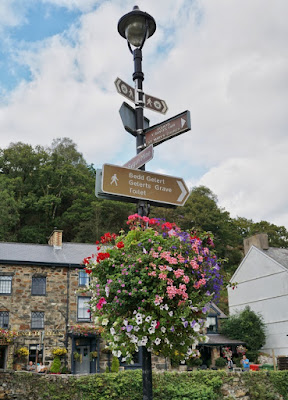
xmin=0 ymin=0 xmax=287 ymax=229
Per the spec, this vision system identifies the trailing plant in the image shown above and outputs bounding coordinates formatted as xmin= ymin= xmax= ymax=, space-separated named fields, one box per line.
xmin=0 ymin=328 xmax=17 ymax=343
xmin=69 ymin=324 xmax=103 ymax=336
xmin=52 ymin=347 xmax=67 ymax=357
xmin=15 ymin=346 xmax=29 ymax=358
xmin=84 ymin=214 xmax=223 ymax=364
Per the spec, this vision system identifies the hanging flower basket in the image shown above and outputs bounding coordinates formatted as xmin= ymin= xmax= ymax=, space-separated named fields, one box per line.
xmin=52 ymin=347 xmax=67 ymax=357
xmin=89 ymin=351 xmax=98 ymax=361
xmin=84 ymin=214 xmax=223 ymax=364
xmin=73 ymin=352 xmax=82 ymax=362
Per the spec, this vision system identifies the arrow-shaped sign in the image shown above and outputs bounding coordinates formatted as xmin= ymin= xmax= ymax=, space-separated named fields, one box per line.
xmin=101 ymin=164 xmax=189 ymax=206
xmin=145 ymin=110 xmax=191 ymax=147
xmin=123 ymin=145 xmax=154 ymax=170
xmin=115 ymin=77 xmax=168 ymax=115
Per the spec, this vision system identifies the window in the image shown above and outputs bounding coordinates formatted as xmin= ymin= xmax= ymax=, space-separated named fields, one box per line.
xmin=79 ymin=270 xmax=90 ymax=287
xmin=29 ymin=344 xmax=43 ymax=363
xmin=206 ymin=316 xmax=217 ymax=333
xmin=77 ymin=297 xmax=91 ymax=322
xmin=31 ymin=312 xmax=44 ymax=329
xmin=0 ymin=276 xmax=12 ymax=294
xmin=31 ymin=277 xmax=46 ymax=295
xmin=0 ymin=311 xmax=9 ymax=329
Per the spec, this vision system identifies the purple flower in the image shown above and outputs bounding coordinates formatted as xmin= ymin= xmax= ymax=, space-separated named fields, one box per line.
xmin=126 ymin=325 xmax=133 ymax=332
xmin=171 ymin=326 xmax=175 ymax=332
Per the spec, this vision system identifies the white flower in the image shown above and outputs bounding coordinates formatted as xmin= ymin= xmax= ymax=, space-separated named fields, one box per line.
xmin=135 ymin=313 xmax=142 ymax=319
xmin=168 ymin=311 xmax=173 ymax=317
xmin=193 ymin=323 xmax=200 ymax=332
xmin=105 ymin=286 xmax=110 ymax=297
xmin=122 ymin=357 xmax=127 ymax=362
xmin=160 ymin=305 xmax=164 ymax=311
xmin=164 ymin=304 xmax=169 ymax=310
xmin=136 ymin=317 xmax=143 ymax=325
xmin=134 ymin=326 xmax=140 ymax=332
xmin=112 ymin=350 xmax=121 ymax=357
xmin=114 ymin=336 xmax=120 ymax=342
xmin=151 ymin=320 xmax=157 ymax=328
xmin=161 ymin=327 xmax=166 ymax=333
xmin=110 ymin=327 xmax=116 ymax=335
xmin=123 ymin=319 xmax=128 ymax=326
xmin=102 ymin=318 xmax=109 ymax=326
xmin=148 ymin=327 xmax=155 ymax=334
xmin=180 ymin=360 xmax=185 ymax=364
xmin=164 ymin=338 xmax=170 ymax=344
xmin=154 ymin=338 xmax=161 ymax=345
xmin=145 ymin=316 xmax=152 ymax=323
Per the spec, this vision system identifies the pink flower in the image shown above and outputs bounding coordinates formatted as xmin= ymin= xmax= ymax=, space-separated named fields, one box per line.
xmin=174 ymin=269 xmax=184 ymax=278
xmin=158 ymin=273 xmax=167 ymax=280
xmin=96 ymin=297 xmax=106 ymax=310
xmin=183 ymin=275 xmax=190 ymax=284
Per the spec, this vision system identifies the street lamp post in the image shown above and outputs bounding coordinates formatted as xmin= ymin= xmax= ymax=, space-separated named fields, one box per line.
xmin=118 ymin=6 xmax=156 ymax=400
xmin=118 ymin=5 xmax=156 ymax=219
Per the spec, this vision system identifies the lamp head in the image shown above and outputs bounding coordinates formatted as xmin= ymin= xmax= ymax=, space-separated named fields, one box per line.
xmin=118 ymin=5 xmax=156 ymax=48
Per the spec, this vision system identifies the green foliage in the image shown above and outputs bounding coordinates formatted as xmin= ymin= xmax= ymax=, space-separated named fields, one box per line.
xmin=110 ymin=356 xmax=119 ymax=373
xmin=221 ymin=306 xmax=266 ymax=352
xmin=215 ymin=357 xmax=227 ymax=368
xmin=49 ymin=356 xmax=61 ymax=373
xmin=5 ymin=370 xmax=288 ymax=400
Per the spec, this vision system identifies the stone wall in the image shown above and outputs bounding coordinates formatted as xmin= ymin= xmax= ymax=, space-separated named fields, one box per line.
xmin=0 ymin=371 xmax=286 ymax=400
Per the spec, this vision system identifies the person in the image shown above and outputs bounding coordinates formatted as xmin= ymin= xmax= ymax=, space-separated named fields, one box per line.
xmin=227 ymin=357 xmax=233 ymax=371
xmin=37 ymin=361 xmax=47 ymax=373
xmin=26 ymin=361 xmax=36 ymax=371
xmin=241 ymin=354 xmax=250 ymax=371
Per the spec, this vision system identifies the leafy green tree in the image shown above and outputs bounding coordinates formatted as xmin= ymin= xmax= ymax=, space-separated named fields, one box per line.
xmin=221 ymin=306 xmax=266 ymax=353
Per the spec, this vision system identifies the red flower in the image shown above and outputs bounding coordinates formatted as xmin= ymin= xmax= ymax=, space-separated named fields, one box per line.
xmin=96 ymin=252 xmax=110 ymax=263
xmin=116 ymin=241 xmax=124 ymax=249
xmin=96 ymin=297 xmax=106 ymax=310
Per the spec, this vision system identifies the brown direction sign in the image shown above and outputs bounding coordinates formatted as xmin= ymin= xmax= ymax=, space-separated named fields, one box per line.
xmin=144 ymin=93 xmax=168 ymax=114
xmin=145 ymin=110 xmax=191 ymax=147
xmin=123 ymin=145 xmax=154 ymax=169
xmin=115 ymin=77 xmax=135 ymax=102
xmin=115 ymin=77 xmax=168 ymax=115
xmin=102 ymin=164 xmax=189 ymax=206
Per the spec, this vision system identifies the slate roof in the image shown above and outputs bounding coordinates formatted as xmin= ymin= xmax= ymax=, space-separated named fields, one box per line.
xmin=0 ymin=242 xmax=98 ymax=267
xmin=262 ymin=247 xmax=288 ymax=269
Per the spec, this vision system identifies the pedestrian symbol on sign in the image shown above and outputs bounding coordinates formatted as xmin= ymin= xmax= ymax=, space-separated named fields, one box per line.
xmin=111 ymin=174 xmax=119 ymax=186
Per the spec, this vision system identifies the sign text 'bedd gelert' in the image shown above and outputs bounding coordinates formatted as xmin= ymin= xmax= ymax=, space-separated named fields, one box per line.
xmin=102 ymin=164 xmax=189 ymax=206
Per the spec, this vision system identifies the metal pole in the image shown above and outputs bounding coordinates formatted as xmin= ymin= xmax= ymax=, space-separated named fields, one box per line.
xmin=133 ymin=48 xmax=149 ymax=218
xmin=132 ymin=47 xmax=152 ymax=400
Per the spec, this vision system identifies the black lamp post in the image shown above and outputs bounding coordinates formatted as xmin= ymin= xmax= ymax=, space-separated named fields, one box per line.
xmin=118 ymin=7 xmax=156 ymax=400
xmin=118 ymin=5 xmax=156 ymax=220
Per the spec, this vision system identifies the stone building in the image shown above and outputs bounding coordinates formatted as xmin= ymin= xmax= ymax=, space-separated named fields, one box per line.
xmin=0 ymin=229 xmax=102 ymax=374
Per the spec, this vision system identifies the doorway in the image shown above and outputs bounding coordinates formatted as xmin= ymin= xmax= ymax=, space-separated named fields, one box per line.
xmin=74 ymin=345 xmax=90 ymax=374
xmin=0 ymin=346 xmax=7 ymax=369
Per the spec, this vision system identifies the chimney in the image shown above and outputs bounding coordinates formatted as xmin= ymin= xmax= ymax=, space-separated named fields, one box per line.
xmin=243 ymin=233 xmax=269 ymax=255
xmin=48 ymin=229 xmax=63 ymax=249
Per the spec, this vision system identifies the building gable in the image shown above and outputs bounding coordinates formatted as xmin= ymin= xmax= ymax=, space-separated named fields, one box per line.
xmin=230 ymin=245 xmax=287 ymax=284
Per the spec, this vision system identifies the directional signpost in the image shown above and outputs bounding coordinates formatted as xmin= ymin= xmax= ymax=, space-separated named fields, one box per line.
xmin=115 ymin=77 xmax=168 ymax=115
xmin=145 ymin=110 xmax=191 ymax=147
xmin=101 ymin=164 xmax=189 ymax=207
xmin=123 ymin=145 xmax=154 ymax=169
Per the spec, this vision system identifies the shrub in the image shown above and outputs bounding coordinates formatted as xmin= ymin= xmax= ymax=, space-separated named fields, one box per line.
xmin=50 ymin=356 xmax=61 ymax=373
xmin=111 ymin=356 xmax=120 ymax=373
xmin=215 ymin=357 xmax=227 ymax=368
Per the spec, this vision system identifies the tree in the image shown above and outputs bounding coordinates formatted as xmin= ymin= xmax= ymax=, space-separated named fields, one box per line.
xmin=221 ymin=307 xmax=266 ymax=353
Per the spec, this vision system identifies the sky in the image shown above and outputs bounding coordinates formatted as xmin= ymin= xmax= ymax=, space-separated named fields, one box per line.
xmin=0 ymin=0 xmax=287 ymax=229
